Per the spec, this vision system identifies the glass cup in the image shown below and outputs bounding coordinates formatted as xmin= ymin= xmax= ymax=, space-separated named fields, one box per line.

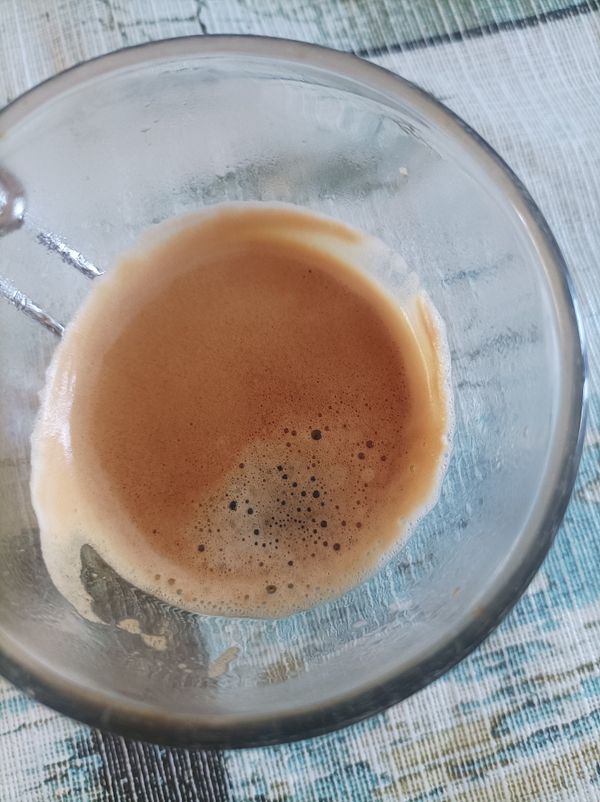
xmin=0 ymin=37 xmax=586 ymax=747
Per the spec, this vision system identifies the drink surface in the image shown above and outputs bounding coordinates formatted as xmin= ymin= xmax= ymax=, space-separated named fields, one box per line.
xmin=31 ymin=203 xmax=452 ymax=618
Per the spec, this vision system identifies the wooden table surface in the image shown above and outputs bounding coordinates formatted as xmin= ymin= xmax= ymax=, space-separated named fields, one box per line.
xmin=1 ymin=2 xmax=600 ymax=800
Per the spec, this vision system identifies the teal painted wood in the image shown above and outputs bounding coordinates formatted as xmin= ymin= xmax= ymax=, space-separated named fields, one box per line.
xmin=1 ymin=2 xmax=600 ymax=800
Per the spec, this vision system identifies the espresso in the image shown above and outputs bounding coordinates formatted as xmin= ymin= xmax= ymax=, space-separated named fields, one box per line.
xmin=31 ymin=204 xmax=451 ymax=618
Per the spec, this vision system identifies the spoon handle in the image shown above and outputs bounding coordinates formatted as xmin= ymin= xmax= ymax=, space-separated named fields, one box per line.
xmin=0 ymin=167 xmax=102 ymax=337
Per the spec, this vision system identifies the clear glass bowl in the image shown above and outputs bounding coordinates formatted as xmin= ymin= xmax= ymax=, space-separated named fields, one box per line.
xmin=0 ymin=37 xmax=586 ymax=747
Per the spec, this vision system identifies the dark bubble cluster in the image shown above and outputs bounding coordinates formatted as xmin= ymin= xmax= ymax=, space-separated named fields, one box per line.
xmin=174 ymin=414 xmax=395 ymax=612
xmin=145 ymin=385 xmax=416 ymax=616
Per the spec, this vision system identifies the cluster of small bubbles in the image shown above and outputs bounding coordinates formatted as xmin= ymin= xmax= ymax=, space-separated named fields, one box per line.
xmin=145 ymin=400 xmax=403 ymax=615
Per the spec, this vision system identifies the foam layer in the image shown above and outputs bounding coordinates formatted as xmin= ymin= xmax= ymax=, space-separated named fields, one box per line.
xmin=31 ymin=203 xmax=452 ymax=618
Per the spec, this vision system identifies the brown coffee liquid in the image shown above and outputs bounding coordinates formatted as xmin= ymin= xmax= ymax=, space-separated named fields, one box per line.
xmin=31 ymin=204 xmax=451 ymax=618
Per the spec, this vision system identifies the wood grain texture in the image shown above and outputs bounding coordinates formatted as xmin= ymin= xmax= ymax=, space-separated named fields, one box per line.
xmin=1 ymin=1 xmax=600 ymax=800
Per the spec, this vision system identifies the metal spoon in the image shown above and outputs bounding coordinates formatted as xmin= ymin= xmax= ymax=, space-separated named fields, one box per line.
xmin=0 ymin=167 xmax=103 ymax=337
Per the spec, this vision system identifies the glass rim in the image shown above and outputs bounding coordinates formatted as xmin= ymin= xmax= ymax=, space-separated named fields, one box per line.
xmin=0 ymin=34 xmax=587 ymax=749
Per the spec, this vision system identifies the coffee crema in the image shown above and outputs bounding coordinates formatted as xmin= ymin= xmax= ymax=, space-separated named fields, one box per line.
xmin=31 ymin=203 xmax=452 ymax=618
